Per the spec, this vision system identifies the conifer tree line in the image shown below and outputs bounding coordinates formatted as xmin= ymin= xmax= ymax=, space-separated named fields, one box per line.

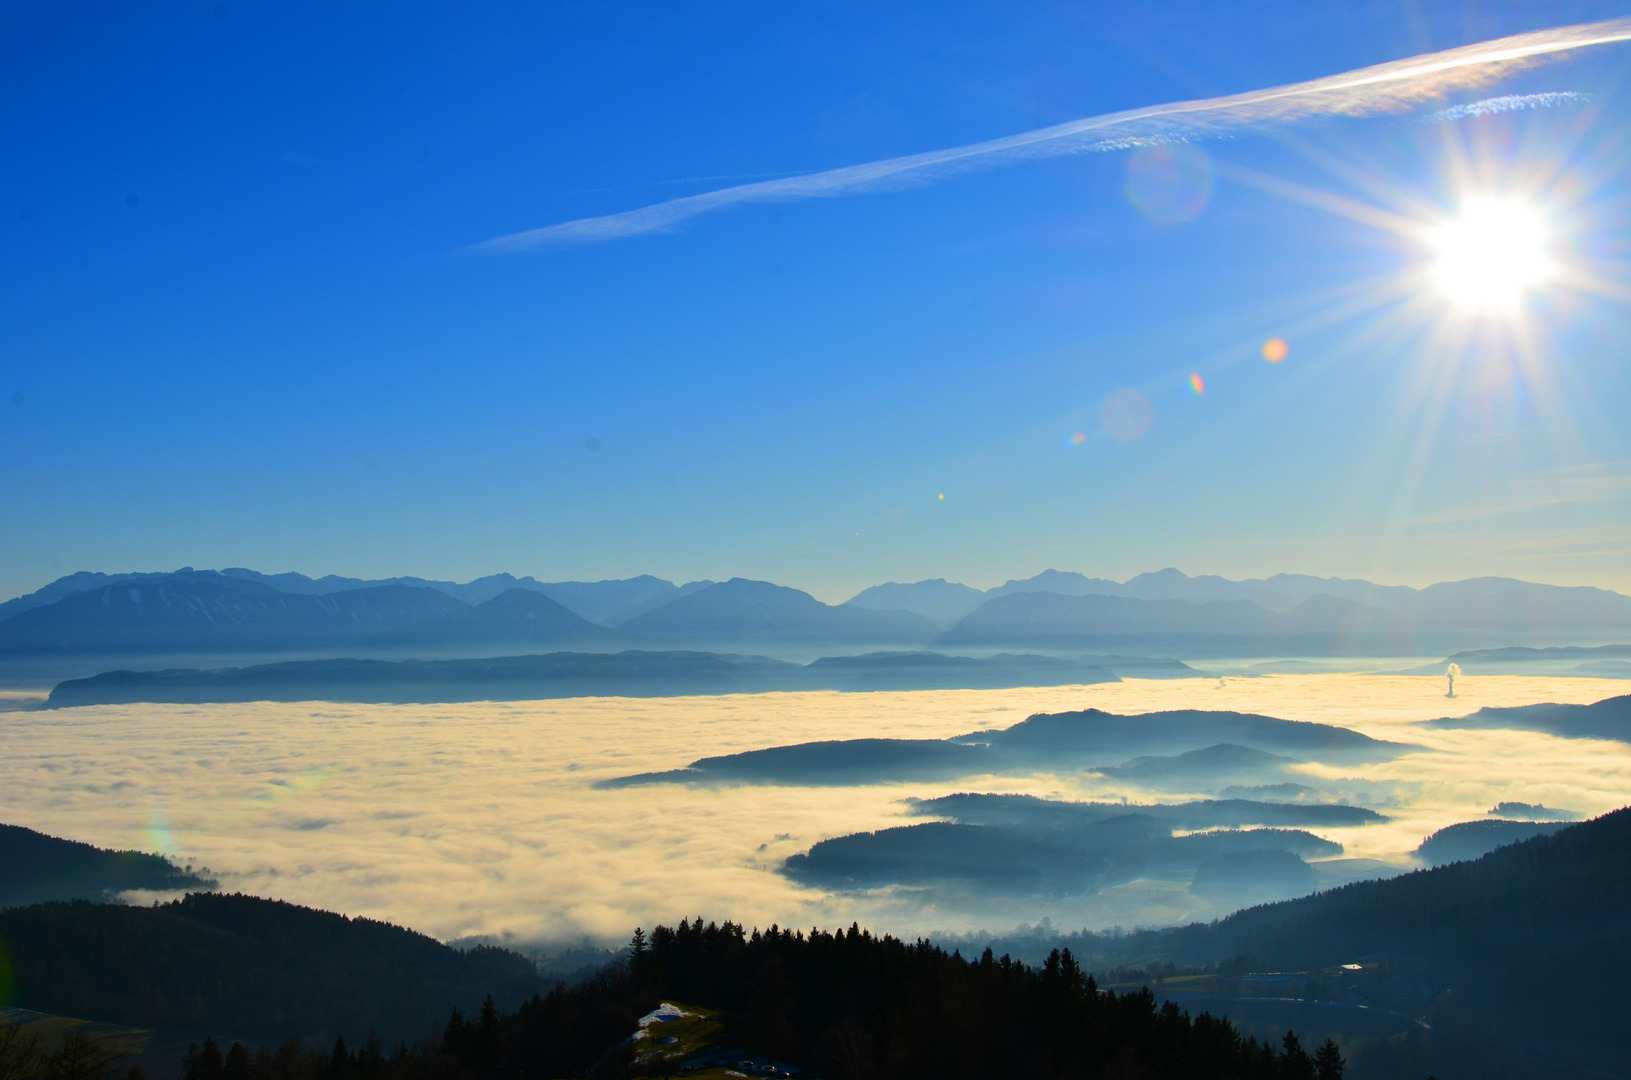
xmin=136 ymin=919 xmax=1345 ymax=1080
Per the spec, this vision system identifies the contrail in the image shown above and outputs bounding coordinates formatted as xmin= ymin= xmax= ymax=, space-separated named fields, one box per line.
xmin=473 ymin=17 xmax=1631 ymax=253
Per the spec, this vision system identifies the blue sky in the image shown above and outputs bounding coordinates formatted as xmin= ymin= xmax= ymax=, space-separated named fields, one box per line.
xmin=5 ymin=1 xmax=1631 ymax=603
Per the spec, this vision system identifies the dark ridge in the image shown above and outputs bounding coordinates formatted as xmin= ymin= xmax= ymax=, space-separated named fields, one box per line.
xmin=1417 ymin=693 xmax=1631 ymax=742
xmin=965 ymin=708 xmax=1414 ymax=764
xmin=47 ymin=651 xmax=800 ymax=706
xmin=45 ymin=650 xmax=1157 ymax=707
xmin=909 ymin=793 xmax=1387 ymax=829
xmin=1094 ymin=743 xmax=1299 ymax=785
xmin=1414 ymin=818 xmax=1573 ymax=866
xmin=1486 ymin=800 xmax=1580 ymax=821
xmin=596 ymin=738 xmax=993 ymax=789
xmin=1136 ymin=808 xmax=1631 ymax=1053
xmin=782 ymin=816 xmax=1338 ymax=895
xmin=0 ymin=892 xmax=542 ymax=1042
xmin=0 ymin=822 xmax=215 ymax=907
xmin=602 ymin=704 xmax=1413 ymax=788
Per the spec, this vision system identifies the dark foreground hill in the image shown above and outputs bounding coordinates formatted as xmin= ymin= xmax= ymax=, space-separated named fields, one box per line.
xmin=0 ymin=823 xmax=215 ymax=907
xmin=0 ymin=892 xmax=1347 ymax=1080
xmin=1047 ymin=806 xmax=1631 ymax=1079
xmin=1157 ymin=806 xmax=1631 ymax=978
xmin=0 ymin=893 xmax=542 ymax=1043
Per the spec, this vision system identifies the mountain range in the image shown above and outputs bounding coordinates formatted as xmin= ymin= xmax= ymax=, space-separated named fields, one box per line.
xmin=2 ymin=565 xmax=1629 ymax=662
xmin=852 ymin=568 xmax=1631 ymax=629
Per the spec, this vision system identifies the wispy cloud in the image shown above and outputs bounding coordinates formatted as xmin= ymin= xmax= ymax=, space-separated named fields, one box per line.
xmin=473 ymin=18 xmax=1631 ymax=253
xmin=1420 ymin=90 xmax=1592 ymax=124
xmin=1408 ymin=462 xmax=1631 ymax=527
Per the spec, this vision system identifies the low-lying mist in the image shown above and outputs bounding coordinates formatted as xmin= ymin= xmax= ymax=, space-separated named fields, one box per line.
xmin=1 ymin=675 xmax=1625 ymax=947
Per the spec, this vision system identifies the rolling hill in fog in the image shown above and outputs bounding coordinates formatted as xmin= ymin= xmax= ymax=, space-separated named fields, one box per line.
xmin=2 ymin=566 xmax=1629 ymax=666
xmin=600 ymin=702 xmax=1414 ymax=788
xmin=43 ymin=650 xmax=1136 ymax=706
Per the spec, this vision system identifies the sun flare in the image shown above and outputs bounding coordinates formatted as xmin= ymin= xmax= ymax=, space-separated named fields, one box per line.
xmin=1428 ymin=198 xmax=1553 ymax=313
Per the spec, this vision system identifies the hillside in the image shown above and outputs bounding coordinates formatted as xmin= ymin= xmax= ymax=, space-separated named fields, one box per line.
xmin=0 ymin=893 xmax=543 ymax=1042
xmin=0 ymin=892 xmax=1351 ymax=1080
xmin=1417 ymin=693 xmax=1631 ymax=742
xmin=1113 ymin=807 xmax=1631 ymax=1076
xmin=0 ymin=823 xmax=215 ymax=907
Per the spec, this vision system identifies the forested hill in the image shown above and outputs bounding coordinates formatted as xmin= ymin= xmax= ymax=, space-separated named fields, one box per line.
xmin=0 ymin=895 xmax=1349 ymax=1080
xmin=1142 ymin=805 xmax=1631 ymax=1068
xmin=0 ymin=822 xmax=214 ymax=907
xmin=0 ymin=893 xmax=542 ymax=1042
xmin=1163 ymin=804 xmax=1629 ymax=967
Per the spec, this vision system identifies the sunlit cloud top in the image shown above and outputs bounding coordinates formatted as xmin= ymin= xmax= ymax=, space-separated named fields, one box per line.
xmin=473 ymin=18 xmax=1631 ymax=253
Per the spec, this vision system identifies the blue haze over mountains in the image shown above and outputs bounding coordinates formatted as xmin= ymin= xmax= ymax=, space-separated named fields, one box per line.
xmin=3 ymin=567 xmax=1631 ymax=672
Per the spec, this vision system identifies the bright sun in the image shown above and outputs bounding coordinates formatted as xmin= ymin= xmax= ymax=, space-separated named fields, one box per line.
xmin=1428 ymin=198 xmax=1553 ymax=313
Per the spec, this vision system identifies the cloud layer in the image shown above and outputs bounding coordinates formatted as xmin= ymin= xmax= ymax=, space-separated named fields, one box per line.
xmin=3 ymin=676 xmax=1627 ymax=946
xmin=473 ymin=18 xmax=1631 ymax=252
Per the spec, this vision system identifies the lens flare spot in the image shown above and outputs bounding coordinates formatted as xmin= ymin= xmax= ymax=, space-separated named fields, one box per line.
xmin=1070 ymin=431 xmax=1087 ymax=446
xmin=144 ymin=806 xmax=177 ymax=858
xmin=937 ymin=493 xmax=944 ymax=500
xmin=1189 ymin=373 xmax=1205 ymax=395
xmin=1100 ymin=388 xmax=1154 ymax=442
xmin=1125 ymin=143 xmax=1214 ymax=225
xmin=1262 ymin=338 xmax=1288 ymax=362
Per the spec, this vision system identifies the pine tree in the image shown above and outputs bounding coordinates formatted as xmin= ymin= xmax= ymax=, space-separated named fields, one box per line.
xmin=180 ymin=1038 xmax=223 ymax=1080
xmin=441 ymin=1008 xmax=465 ymax=1057
xmin=327 ymin=1036 xmax=349 ymax=1080
xmin=473 ymin=996 xmax=501 ymax=1076
xmin=1313 ymin=1037 xmax=1346 ymax=1080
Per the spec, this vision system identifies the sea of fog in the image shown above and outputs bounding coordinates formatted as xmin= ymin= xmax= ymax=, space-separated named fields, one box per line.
xmin=2 ymin=675 xmax=1627 ymax=946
